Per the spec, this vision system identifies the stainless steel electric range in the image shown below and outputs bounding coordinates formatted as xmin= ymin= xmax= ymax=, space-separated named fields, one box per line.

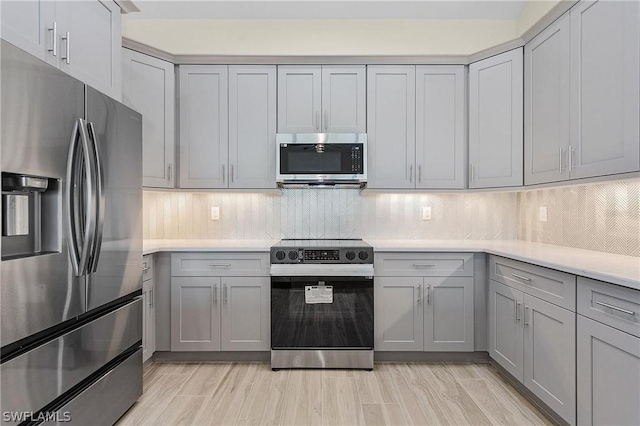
xmin=270 ymin=239 xmax=374 ymax=370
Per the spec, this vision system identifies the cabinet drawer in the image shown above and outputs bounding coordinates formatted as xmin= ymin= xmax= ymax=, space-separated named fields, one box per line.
xmin=578 ymin=277 xmax=640 ymax=338
xmin=375 ymin=253 xmax=473 ymax=277
xmin=490 ymin=256 xmax=576 ymax=311
xmin=171 ymin=253 xmax=270 ymax=276
xmin=143 ymin=255 xmax=154 ymax=282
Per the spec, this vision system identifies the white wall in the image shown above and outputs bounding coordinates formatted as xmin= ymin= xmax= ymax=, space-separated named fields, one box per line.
xmin=516 ymin=0 xmax=563 ymax=36
xmin=122 ymin=18 xmax=517 ymax=55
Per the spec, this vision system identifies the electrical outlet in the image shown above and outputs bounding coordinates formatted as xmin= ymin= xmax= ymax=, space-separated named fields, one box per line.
xmin=422 ymin=206 xmax=432 ymax=221
xmin=539 ymin=206 xmax=548 ymax=222
xmin=210 ymin=206 xmax=220 ymax=220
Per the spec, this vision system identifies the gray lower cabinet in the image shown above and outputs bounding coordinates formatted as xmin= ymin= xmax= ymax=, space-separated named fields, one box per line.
xmin=577 ymin=315 xmax=640 ymax=426
xmin=375 ymin=277 xmax=424 ymax=351
xmin=489 ymin=279 xmax=576 ymax=425
xmin=142 ymin=255 xmax=156 ymax=362
xmin=220 ymin=277 xmax=270 ymax=351
xmin=171 ymin=275 xmax=269 ymax=352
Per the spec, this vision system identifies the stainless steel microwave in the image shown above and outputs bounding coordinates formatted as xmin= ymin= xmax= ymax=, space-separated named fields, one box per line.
xmin=276 ymin=133 xmax=367 ymax=186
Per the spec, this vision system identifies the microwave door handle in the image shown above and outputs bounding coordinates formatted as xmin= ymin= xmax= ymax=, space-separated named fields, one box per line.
xmin=77 ymin=118 xmax=97 ymax=277
xmin=87 ymin=122 xmax=104 ymax=273
xmin=65 ymin=119 xmax=82 ymax=276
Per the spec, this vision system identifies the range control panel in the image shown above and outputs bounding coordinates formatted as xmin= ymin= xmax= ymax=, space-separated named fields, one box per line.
xmin=270 ymin=240 xmax=373 ymax=265
xmin=304 ymin=250 xmax=339 ymax=261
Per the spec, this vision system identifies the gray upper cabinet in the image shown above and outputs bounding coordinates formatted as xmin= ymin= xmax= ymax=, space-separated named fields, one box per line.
xmin=570 ymin=0 xmax=640 ymax=179
xmin=179 ymin=65 xmax=229 ymax=189
xmin=469 ymin=48 xmax=523 ymax=189
xmin=0 ymin=0 xmax=55 ymax=63
xmin=122 ymin=49 xmax=175 ymax=188
xmin=221 ymin=277 xmax=270 ymax=351
xmin=228 ymin=65 xmax=276 ymax=189
xmin=375 ymin=277 xmax=424 ymax=351
xmin=171 ymin=276 xmax=221 ymax=351
xmin=321 ymin=65 xmax=366 ymax=133
xmin=277 ymin=65 xmax=365 ymax=133
xmin=367 ymin=66 xmax=416 ymax=189
xmin=577 ymin=315 xmax=640 ymax=426
xmin=523 ymin=294 xmax=576 ymax=425
xmin=415 ymin=66 xmax=466 ymax=189
xmin=489 ymin=280 xmax=524 ymax=381
xmin=277 ymin=66 xmax=322 ymax=133
xmin=424 ymin=276 xmax=474 ymax=352
xmin=524 ymin=12 xmax=571 ymax=185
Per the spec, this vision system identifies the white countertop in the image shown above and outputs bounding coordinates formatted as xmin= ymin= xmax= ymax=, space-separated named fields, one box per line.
xmin=142 ymin=238 xmax=640 ymax=290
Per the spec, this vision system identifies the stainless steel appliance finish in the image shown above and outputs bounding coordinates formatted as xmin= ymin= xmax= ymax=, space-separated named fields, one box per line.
xmin=270 ymin=239 xmax=374 ymax=370
xmin=276 ymin=133 xmax=367 ymax=186
xmin=1 ymin=41 xmax=143 ymax=424
xmin=271 ymin=349 xmax=374 ymax=370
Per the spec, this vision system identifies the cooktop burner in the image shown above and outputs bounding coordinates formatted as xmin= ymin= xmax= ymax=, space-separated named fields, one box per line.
xmin=270 ymin=239 xmax=373 ymax=264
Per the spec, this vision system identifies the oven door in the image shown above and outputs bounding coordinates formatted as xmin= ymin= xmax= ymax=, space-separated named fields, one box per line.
xmin=271 ymin=276 xmax=373 ymax=349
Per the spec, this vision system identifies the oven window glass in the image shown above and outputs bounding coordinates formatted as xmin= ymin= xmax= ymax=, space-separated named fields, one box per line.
xmin=279 ymin=144 xmax=363 ymax=175
xmin=271 ymin=276 xmax=374 ymax=349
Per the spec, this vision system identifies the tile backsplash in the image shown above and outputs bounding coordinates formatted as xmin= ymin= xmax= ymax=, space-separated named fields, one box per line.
xmin=143 ymin=179 xmax=640 ymax=257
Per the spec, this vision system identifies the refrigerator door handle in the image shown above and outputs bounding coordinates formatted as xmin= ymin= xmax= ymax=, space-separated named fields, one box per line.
xmin=77 ymin=118 xmax=97 ymax=276
xmin=87 ymin=122 xmax=105 ymax=273
xmin=65 ymin=119 xmax=82 ymax=275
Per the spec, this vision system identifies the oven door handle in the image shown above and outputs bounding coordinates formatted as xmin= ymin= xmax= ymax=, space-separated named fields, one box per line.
xmin=269 ymin=264 xmax=374 ymax=277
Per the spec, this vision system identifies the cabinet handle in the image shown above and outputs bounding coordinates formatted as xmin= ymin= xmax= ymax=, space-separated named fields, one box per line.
xmin=596 ymin=301 xmax=635 ymax=316
xmin=61 ymin=31 xmax=70 ymax=64
xmin=511 ymin=273 xmax=531 ymax=282
xmin=315 ymin=111 xmax=320 ymax=130
xmin=416 ymin=285 xmax=421 ymax=305
xmin=413 ymin=263 xmax=435 ymax=268
xmin=230 ymin=164 xmax=234 ymax=183
xmin=409 ymin=165 xmax=413 ymax=183
xmin=418 ymin=165 xmax=422 ymax=183
xmin=324 ymin=110 xmax=328 ymax=130
xmin=223 ymin=284 xmax=228 ymax=304
xmin=469 ymin=163 xmax=474 ymax=183
xmin=427 ymin=285 xmax=431 ymax=305
xmin=515 ymin=300 xmax=521 ymax=323
xmin=168 ymin=164 xmax=172 ymax=183
xmin=524 ymin=305 xmax=530 ymax=327
xmin=149 ymin=287 xmax=153 ymax=307
xmin=559 ymin=148 xmax=563 ymax=172
xmin=142 ymin=267 xmax=150 ymax=273
xmin=48 ymin=22 xmax=57 ymax=56
xmin=569 ymin=145 xmax=573 ymax=172
xmin=209 ymin=263 xmax=231 ymax=268
xmin=222 ymin=165 xmax=225 ymax=183
xmin=212 ymin=284 xmax=217 ymax=305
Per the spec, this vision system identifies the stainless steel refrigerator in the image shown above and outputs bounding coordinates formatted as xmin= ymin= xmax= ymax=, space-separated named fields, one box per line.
xmin=0 ymin=41 xmax=143 ymax=425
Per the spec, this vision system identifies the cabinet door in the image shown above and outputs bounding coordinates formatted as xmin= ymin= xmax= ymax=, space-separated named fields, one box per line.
xmin=415 ymin=65 xmax=466 ymax=189
xmin=570 ymin=0 xmax=640 ymax=179
xmin=524 ymin=12 xmax=571 ymax=185
xmin=321 ymin=65 xmax=366 ymax=133
xmin=221 ymin=277 xmax=270 ymax=351
xmin=577 ymin=315 xmax=640 ymax=426
xmin=122 ymin=49 xmax=175 ymax=188
xmin=142 ymin=278 xmax=156 ymax=362
xmin=424 ymin=277 xmax=474 ymax=352
xmin=488 ymin=280 xmax=524 ymax=381
xmin=367 ymin=66 xmax=416 ymax=189
xmin=469 ymin=48 xmax=523 ymax=188
xmin=179 ymin=65 xmax=229 ymax=188
xmin=228 ymin=66 xmax=276 ymax=189
xmin=375 ymin=277 xmax=423 ymax=351
xmin=523 ymin=294 xmax=576 ymax=425
xmin=171 ymin=277 xmax=220 ymax=351
xmin=57 ymin=0 xmax=122 ymax=100
xmin=277 ymin=65 xmax=321 ymax=133
xmin=0 ymin=0 xmax=55 ymax=63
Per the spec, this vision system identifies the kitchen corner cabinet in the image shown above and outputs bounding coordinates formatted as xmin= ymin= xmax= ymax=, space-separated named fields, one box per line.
xmin=569 ymin=0 xmax=640 ymax=179
xmin=469 ymin=48 xmax=523 ymax=189
xmin=375 ymin=253 xmax=474 ymax=352
xmin=277 ymin=65 xmax=365 ymax=133
xmin=489 ymin=278 xmax=576 ymax=425
xmin=416 ymin=66 xmax=466 ymax=189
xmin=122 ymin=49 xmax=175 ymax=188
xmin=1 ymin=0 xmax=122 ymax=100
xmin=367 ymin=66 xmax=416 ymax=189
xmin=142 ymin=255 xmax=156 ymax=362
xmin=524 ymin=12 xmax=571 ymax=186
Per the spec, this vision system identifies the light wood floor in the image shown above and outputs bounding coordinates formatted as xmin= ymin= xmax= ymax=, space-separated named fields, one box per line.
xmin=117 ymin=362 xmax=554 ymax=426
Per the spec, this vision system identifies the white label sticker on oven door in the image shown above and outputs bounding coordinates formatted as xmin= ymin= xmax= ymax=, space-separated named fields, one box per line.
xmin=305 ymin=285 xmax=333 ymax=304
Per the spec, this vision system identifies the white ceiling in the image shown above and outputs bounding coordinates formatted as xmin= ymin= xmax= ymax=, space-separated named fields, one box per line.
xmin=126 ymin=0 xmax=528 ymax=20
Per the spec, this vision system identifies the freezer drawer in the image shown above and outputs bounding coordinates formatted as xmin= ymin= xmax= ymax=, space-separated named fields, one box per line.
xmin=0 ymin=298 xmax=142 ymax=420
xmin=41 ymin=348 xmax=142 ymax=426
